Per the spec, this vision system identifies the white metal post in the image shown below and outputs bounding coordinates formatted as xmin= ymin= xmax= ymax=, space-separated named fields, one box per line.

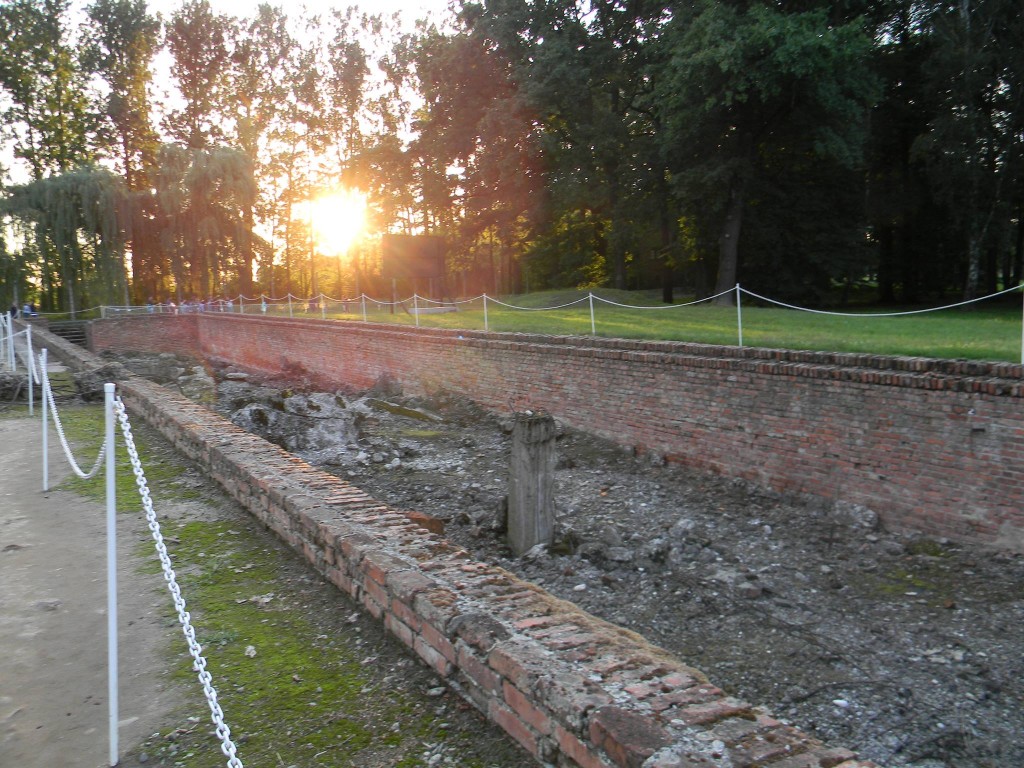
xmin=736 ymin=284 xmax=744 ymax=348
xmin=321 ymin=294 xmax=326 ymax=321
xmin=589 ymin=293 xmax=596 ymax=335
xmin=483 ymin=294 xmax=489 ymax=332
xmin=361 ymin=294 xmax=367 ymax=323
xmin=41 ymin=349 xmax=49 ymax=492
xmin=104 ymin=383 xmax=119 ymax=767
xmin=6 ymin=317 xmax=14 ymax=370
xmin=26 ymin=325 xmax=34 ymax=416
xmin=413 ymin=294 xmax=420 ymax=327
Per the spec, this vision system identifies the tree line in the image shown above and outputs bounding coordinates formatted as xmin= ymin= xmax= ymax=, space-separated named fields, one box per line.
xmin=1 ymin=0 xmax=1021 ymax=315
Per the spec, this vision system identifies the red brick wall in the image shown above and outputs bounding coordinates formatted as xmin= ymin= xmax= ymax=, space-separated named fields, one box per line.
xmin=90 ymin=314 xmax=1024 ymax=552
xmin=88 ymin=314 xmax=200 ymax=360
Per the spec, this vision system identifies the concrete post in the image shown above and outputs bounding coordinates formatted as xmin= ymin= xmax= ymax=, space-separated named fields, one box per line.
xmin=507 ymin=412 xmax=557 ymax=556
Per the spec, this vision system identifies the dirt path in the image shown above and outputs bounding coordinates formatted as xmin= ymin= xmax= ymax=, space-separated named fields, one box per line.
xmin=0 ymin=415 xmax=181 ymax=768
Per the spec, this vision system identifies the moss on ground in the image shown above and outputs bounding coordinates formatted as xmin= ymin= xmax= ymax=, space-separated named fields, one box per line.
xmin=41 ymin=401 xmax=201 ymax=507
xmin=137 ymin=509 xmax=527 ymax=768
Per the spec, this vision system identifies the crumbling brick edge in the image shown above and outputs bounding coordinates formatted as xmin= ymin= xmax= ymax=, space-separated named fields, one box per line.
xmin=44 ymin=328 xmax=879 ymax=768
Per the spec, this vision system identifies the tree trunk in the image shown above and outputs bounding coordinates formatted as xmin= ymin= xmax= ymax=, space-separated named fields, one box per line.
xmin=963 ymin=232 xmax=982 ymax=301
xmin=1013 ymin=200 xmax=1023 ymax=286
xmin=712 ymin=175 xmax=747 ymax=306
xmin=661 ymin=264 xmax=674 ymax=304
xmin=658 ymin=174 xmax=675 ymax=304
xmin=240 ymin=205 xmax=255 ymax=297
xmin=507 ymin=412 xmax=556 ymax=557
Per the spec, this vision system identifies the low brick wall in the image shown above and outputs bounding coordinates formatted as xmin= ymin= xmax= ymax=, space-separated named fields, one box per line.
xmin=87 ymin=312 xmax=199 ymax=359
xmin=89 ymin=314 xmax=1024 ymax=553
xmin=39 ymin=322 xmax=878 ymax=767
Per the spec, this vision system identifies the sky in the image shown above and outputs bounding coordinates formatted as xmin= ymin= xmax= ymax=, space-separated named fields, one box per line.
xmin=143 ymin=0 xmax=454 ymax=26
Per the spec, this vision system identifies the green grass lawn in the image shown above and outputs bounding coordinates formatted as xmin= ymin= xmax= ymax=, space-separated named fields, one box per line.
xmin=297 ymin=289 xmax=1024 ymax=364
xmin=42 ymin=287 xmax=1021 ymax=363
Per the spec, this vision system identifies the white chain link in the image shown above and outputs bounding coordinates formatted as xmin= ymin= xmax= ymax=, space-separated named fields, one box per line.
xmin=40 ymin=357 xmax=107 ymax=479
xmin=112 ymin=396 xmax=244 ymax=768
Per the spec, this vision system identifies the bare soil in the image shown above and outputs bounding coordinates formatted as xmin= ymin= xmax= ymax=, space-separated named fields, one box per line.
xmin=207 ymin=375 xmax=1023 ymax=768
xmin=0 ymin=416 xmax=179 ymax=768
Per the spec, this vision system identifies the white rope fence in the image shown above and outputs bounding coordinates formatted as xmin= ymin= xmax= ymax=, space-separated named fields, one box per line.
xmin=42 ymin=359 xmax=106 ymax=480
xmin=20 ymin=279 xmax=1024 ymax=362
xmin=37 ymin=354 xmax=242 ymax=768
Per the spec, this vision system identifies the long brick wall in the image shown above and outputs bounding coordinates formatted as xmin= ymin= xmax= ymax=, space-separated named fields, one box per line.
xmin=29 ymin=320 xmax=879 ymax=768
xmin=89 ymin=314 xmax=1024 ymax=553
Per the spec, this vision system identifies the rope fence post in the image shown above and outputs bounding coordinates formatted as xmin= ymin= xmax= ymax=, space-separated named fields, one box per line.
xmin=288 ymin=294 xmax=293 ymax=318
xmin=413 ymin=294 xmax=420 ymax=327
xmin=104 ymin=382 xmax=119 ymax=767
xmin=41 ymin=349 xmax=49 ymax=492
xmin=736 ymin=284 xmax=744 ymax=348
xmin=361 ymin=293 xmax=367 ymax=323
xmin=6 ymin=317 xmax=14 ymax=370
xmin=589 ymin=293 xmax=596 ymax=335
xmin=483 ymin=294 xmax=489 ymax=332
xmin=26 ymin=325 xmax=34 ymax=415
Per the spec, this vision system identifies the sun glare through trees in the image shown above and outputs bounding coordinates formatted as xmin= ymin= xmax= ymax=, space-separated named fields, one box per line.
xmin=306 ymin=189 xmax=369 ymax=259
xmin=0 ymin=0 xmax=1021 ymax=315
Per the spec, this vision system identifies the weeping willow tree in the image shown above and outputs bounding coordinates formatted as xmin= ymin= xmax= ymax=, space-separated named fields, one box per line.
xmin=2 ymin=168 xmax=129 ymax=316
xmin=152 ymin=144 xmax=256 ymax=300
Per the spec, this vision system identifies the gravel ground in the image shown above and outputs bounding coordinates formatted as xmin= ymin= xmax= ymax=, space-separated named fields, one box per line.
xmin=103 ymin=351 xmax=1024 ymax=768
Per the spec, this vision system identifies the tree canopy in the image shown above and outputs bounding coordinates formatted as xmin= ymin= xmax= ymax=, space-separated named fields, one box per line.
xmin=0 ymin=0 xmax=1020 ymax=313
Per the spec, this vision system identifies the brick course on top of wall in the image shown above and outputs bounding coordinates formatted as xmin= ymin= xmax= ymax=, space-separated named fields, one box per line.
xmin=34 ymin=320 xmax=877 ymax=768
xmin=89 ymin=314 xmax=1024 ymax=553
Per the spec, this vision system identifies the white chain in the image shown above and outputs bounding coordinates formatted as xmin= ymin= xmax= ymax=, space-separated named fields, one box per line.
xmin=112 ymin=397 xmax=244 ymax=768
xmin=41 ymin=357 xmax=107 ymax=479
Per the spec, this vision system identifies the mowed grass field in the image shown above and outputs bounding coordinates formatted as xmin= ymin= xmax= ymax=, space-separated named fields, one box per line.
xmin=307 ymin=289 xmax=1024 ymax=364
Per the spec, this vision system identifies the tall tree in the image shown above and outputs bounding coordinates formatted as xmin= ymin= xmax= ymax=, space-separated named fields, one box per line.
xmin=164 ymin=0 xmax=231 ymax=150
xmin=0 ymin=0 xmax=94 ymax=180
xmin=82 ymin=0 xmax=162 ymax=303
xmin=82 ymin=0 xmax=160 ymax=189
xmin=411 ymin=24 xmax=544 ymax=293
xmin=228 ymin=3 xmax=296 ymax=296
xmin=913 ymin=0 xmax=1024 ymax=299
xmin=655 ymin=2 xmax=878 ymax=304
xmin=467 ymin=0 xmax=670 ymax=290
xmin=322 ymin=8 xmax=371 ymax=174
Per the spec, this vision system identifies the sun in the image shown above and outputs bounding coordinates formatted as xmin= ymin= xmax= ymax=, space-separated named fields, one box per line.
xmin=309 ymin=188 xmax=368 ymax=255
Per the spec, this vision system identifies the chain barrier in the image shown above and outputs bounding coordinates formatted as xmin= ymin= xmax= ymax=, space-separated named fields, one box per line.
xmin=112 ymin=396 xmax=243 ymax=768
xmin=40 ymin=354 xmax=106 ymax=479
